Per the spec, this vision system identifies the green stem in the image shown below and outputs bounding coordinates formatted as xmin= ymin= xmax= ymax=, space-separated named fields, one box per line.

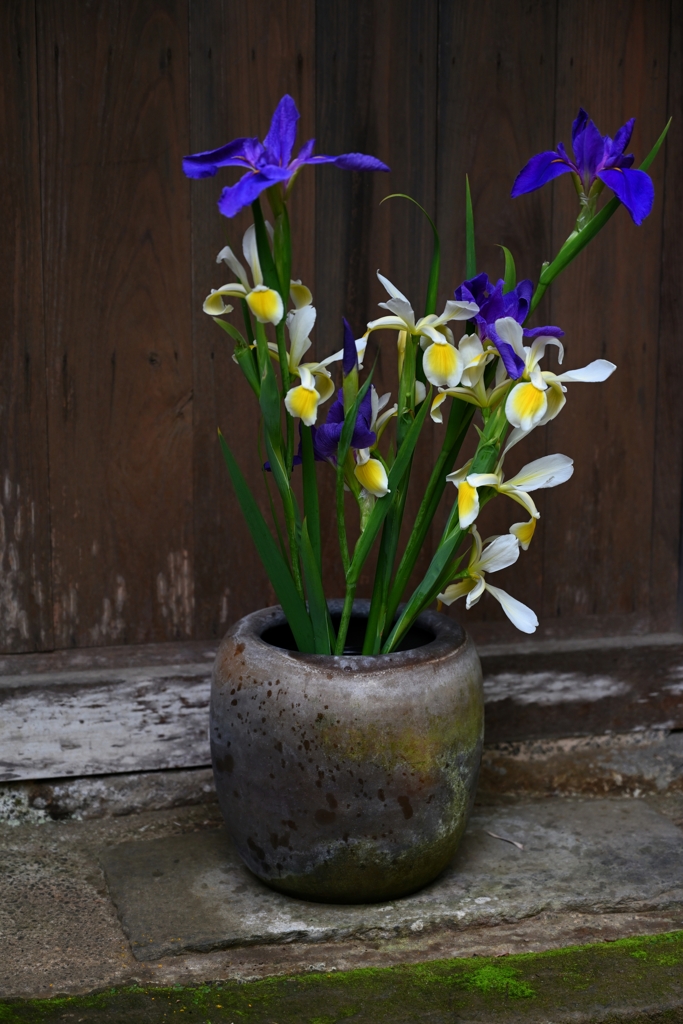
xmin=382 ymin=412 xmax=507 ymax=653
xmin=334 ymin=581 xmax=357 ymax=655
xmin=384 ymin=397 xmax=474 ymax=628
xmin=301 ymin=424 xmax=321 ymax=573
xmin=336 ymin=453 xmax=351 ymax=577
xmin=362 ymin=462 xmax=411 ymax=654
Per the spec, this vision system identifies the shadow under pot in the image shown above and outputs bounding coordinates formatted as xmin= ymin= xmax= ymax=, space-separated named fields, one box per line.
xmin=210 ymin=599 xmax=484 ymax=904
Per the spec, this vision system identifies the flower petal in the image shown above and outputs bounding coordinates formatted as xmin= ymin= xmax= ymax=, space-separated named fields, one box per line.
xmin=306 ymin=152 xmax=390 ymax=172
xmin=439 ymin=298 xmax=480 ymax=321
xmin=366 ymin=314 xmax=408 ymax=332
xmin=379 ymin=296 xmax=416 ymax=327
xmin=355 ymin=456 xmax=390 ymax=497
xmin=493 ymin=317 xmax=526 ymax=359
xmin=217 ymin=168 xmax=289 ymax=218
xmin=242 ymin=224 xmax=263 ymax=286
xmin=600 ymin=166 xmax=654 ymax=223
xmin=437 ymin=579 xmax=476 ymax=606
xmin=510 ymin=518 xmax=536 ymax=551
xmin=484 ymin=583 xmax=538 ymax=633
xmin=503 ymin=488 xmax=540 ymax=519
xmin=457 ymin=480 xmax=480 ymax=529
xmin=203 ymin=285 xmax=244 ymax=315
xmin=505 ymin=382 xmax=548 ymax=432
xmin=430 ymin=392 xmax=449 ymax=423
xmin=511 ymin=151 xmax=573 ymax=196
xmin=247 ymin=286 xmax=284 ymax=325
xmin=263 ymin=94 xmax=299 ymax=167
xmin=216 ymin=246 xmax=250 ymax=289
xmin=423 ymin=339 xmax=464 ymax=388
xmin=284 ymin=381 xmax=320 ymax=426
xmin=476 ymin=534 xmax=520 ymax=574
xmin=182 ymin=137 xmax=259 ymax=178
xmin=290 ymin=280 xmax=313 ymax=308
xmin=528 ymin=335 xmax=565 ymax=369
xmin=377 ymin=271 xmax=410 ymax=303
xmin=505 ymin=453 xmax=574 ymax=491
xmin=287 ymin=304 xmax=316 ymax=369
xmin=465 ymin=575 xmax=486 ymax=608
xmin=312 ymin=369 xmax=335 ymax=405
xmin=555 ymin=359 xmax=616 ymax=383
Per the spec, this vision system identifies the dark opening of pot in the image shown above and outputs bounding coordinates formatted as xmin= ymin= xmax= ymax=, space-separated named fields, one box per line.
xmin=261 ymin=613 xmax=435 ymax=655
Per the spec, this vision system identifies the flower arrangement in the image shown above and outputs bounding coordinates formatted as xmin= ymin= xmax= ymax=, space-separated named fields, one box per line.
xmin=184 ymin=97 xmax=669 ymax=657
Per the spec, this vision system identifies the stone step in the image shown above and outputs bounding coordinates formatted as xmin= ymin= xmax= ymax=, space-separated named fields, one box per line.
xmin=1 ymin=791 xmax=683 ymax=1021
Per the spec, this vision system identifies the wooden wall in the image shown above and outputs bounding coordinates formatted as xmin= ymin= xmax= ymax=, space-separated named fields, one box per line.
xmin=1 ymin=0 xmax=680 ymax=654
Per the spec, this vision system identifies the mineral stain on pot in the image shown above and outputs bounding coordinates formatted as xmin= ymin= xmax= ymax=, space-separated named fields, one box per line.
xmin=210 ymin=600 xmax=484 ymax=903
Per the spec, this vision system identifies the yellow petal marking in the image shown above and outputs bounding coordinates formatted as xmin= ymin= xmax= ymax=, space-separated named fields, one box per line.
xmin=290 ymin=281 xmax=313 ymax=308
xmin=507 ymin=382 xmax=547 ymax=428
xmin=247 ymin=287 xmax=284 ymax=325
xmin=510 ymin=518 xmax=536 ymax=550
xmin=354 ymin=458 xmax=389 ymax=498
xmin=285 ymin=384 xmax=320 ymax=425
xmin=314 ymin=371 xmax=335 ymax=405
xmin=203 ymin=292 xmax=232 ymax=316
xmin=423 ymin=341 xmax=461 ymax=386
xmin=458 ymin=480 xmax=479 ymax=528
xmin=437 ymin=579 xmax=476 ymax=606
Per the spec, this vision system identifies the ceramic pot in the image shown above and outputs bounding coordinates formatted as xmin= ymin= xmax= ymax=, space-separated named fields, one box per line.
xmin=210 ymin=599 xmax=483 ymax=903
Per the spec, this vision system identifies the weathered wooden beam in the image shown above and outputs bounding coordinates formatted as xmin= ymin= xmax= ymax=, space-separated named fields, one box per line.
xmin=2 ymin=634 xmax=683 ymax=782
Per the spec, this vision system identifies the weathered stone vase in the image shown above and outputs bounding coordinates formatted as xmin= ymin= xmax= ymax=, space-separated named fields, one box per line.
xmin=210 ymin=599 xmax=483 ymax=903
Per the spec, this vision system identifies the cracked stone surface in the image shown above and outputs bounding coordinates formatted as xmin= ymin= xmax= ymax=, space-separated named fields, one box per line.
xmin=100 ymin=798 xmax=683 ymax=960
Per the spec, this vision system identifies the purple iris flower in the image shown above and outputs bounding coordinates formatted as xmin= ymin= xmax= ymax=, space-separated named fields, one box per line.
xmin=183 ymin=95 xmax=390 ymax=218
xmin=455 ymin=274 xmax=564 ymax=380
xmin=313 ymin=389 xmax=376 ymax=463
xmin=511 ymin=108 xmax=654 ymax=226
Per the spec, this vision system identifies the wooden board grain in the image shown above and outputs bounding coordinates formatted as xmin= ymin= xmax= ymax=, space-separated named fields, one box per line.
xmin=650 ymin=0 xmax=682 ymax=631
xmin=189 ymin=0 xmax=317 ymax=636
xmin=36 ymin=0 xmax=194 ymax=648
xmin=2 ymin=634 xmax=682 ymax=781
xmin=434 ymin=0 xmax=557 ymax=625
xmin=314 ymin=0 xmax=439 ymax=599
xmin=541 ymin=0 xmax=670 ymax=629
xmin=0 ymin=1 xmax=53 ymax=653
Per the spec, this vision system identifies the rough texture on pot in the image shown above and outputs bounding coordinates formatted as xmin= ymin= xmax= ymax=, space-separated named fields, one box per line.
xmin=210 ymin=600 xmax=483 ymax=903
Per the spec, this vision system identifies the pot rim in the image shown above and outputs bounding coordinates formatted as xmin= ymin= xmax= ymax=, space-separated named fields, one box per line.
xmin=226 ymin=598 xmax=468 ymax=674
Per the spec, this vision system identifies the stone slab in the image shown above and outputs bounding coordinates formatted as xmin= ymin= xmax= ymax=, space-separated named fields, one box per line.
xmin=100 ymin=797 xmax=683 ymax=961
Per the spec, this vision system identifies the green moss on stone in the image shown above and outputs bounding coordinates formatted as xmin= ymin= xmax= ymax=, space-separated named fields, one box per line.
xmin=2 ymin=930 xmax=682 ymax=1023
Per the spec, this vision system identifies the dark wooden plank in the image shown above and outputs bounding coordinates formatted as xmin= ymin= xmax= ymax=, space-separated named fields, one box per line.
xmin=435 ymin=0 xmax=557 ymax=630
xmin=650 ymin=0 xmax=683 ymax=631
xmin=315 ymin=0 xmax=438 ymax=600
xmin=0 ymin=1 xmax=53 ymax=653
xmin=37 ymin=0 xmax=194 ymax=647
xmin=540 ymin=0 xmax=670 ymax=631
xmin=189 ymin=0 xmax=316 ymax=637
xmin=2 ymin=633 xmax=682 ymax=780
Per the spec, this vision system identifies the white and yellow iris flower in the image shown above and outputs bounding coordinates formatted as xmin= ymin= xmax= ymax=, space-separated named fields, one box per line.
xmin=364 ymin=272 xmax=479 ymax=388
xmin=204 ymin=226 xmax=313 ymax=327
xmin=281 ymin=305 xmax=337 ymax=423
xmin=448 ymin=452 xmax=574 ymax=529
xmin=354 ymin=448 xmax=390 ymax=498
xmin=430 ymin=334 xmax=499 ymax=422
xmin=493 ymin=317 xmax=617 ymax=432
xmin=437 ymin=526 xmax=538 ymax=634
xmin=284 ymin=366 xmax=324 ymax=426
